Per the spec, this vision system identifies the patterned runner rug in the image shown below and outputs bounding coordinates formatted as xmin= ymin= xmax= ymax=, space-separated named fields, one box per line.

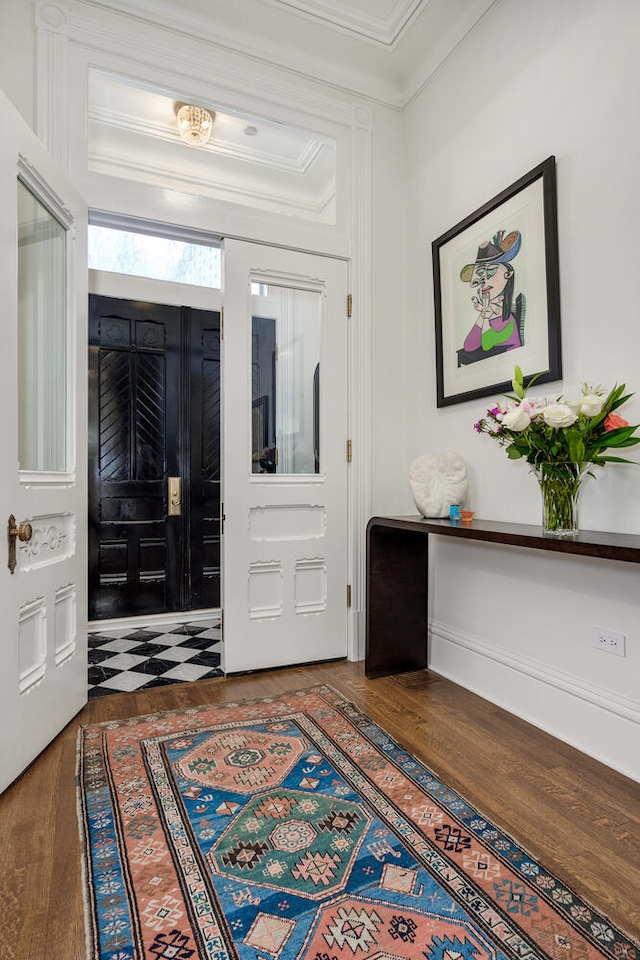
xmin=77 ymin=685 xmax=636 ymax=960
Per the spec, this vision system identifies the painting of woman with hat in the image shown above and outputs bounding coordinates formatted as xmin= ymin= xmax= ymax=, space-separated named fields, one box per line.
xmin=457 ymin=229 xmax=525 ymax=366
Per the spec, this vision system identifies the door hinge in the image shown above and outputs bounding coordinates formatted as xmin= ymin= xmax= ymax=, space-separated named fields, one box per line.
xmin=221 ymin=307 xmax=224 ymax=340
xmin=347 ymin=293 xmax=352 ymax=318
xmin=346 ymin=439 xmax=352 ymax=462
xmin=346 ymin=584 xmax=352 ymax=607
xmin=221 ymin=608 xmax=224 ymax=639
xmin=220 ymin=502 xmax=225 ymax=535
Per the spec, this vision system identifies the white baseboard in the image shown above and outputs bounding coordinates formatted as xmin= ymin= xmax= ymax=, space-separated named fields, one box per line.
xmin=429 ymin=618 xmax=640 ymax=783
xmin=88 ymin=608 xmax=221 ymax=633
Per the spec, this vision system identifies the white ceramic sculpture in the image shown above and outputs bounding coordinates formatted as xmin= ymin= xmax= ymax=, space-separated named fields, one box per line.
xmin=409 ymin=451 xmax=468 ymax=518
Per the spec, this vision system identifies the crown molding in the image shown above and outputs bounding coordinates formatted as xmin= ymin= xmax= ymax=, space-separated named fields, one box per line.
xmin=70 ymin=0 xmax=402 ymax=107
xmin=259 ymin=0 xmax=426 ymax=47
xmin=400 ymin=0 xmax=499 ymax=105
xmin=69 ymin=0 xmax=499 ymax=109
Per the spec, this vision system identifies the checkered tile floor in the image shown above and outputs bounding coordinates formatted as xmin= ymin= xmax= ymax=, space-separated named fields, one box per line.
xmin=88 ymin=619 xmax=223 ymax=698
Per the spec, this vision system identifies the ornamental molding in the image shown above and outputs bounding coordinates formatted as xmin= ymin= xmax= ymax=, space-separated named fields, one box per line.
xmin=19 ymin=514 xmax=75 ymax=571
xmin=36 ymin=2 xmax=69 ymax=32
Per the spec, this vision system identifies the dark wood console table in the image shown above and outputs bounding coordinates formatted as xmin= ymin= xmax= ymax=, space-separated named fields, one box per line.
xmin=365 ymin=515 xmax=640 ymax=678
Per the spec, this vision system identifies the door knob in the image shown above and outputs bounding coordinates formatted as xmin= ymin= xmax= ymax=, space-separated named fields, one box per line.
xmin=168 ymin=477 xmax=182 ymax=516
xmin=7 ymin=514 xmax=33 ymax=575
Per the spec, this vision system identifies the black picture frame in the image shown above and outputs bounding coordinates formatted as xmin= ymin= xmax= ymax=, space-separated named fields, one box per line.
xmin=432 ymin=156 xmax=561 ymax=408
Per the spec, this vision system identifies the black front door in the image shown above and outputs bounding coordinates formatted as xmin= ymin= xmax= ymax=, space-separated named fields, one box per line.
xmin=88 ymin=295 xmax=220 ymax=621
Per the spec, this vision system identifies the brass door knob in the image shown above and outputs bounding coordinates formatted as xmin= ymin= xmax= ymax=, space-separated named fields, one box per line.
xmin=168 ymin=477 xmax=182 ymax=516
xmin=7 ymin=514 xmax=33 ymax=574
xmin=11 ymin=522 xmax=32 ymax=542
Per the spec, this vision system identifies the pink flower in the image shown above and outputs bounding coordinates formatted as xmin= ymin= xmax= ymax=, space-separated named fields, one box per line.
xmin=604 ymin=413 xmax=629 ymax=431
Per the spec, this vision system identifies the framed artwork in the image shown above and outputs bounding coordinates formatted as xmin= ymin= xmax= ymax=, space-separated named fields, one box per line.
xmin=432 ymin=156 xmax=561 ymax=407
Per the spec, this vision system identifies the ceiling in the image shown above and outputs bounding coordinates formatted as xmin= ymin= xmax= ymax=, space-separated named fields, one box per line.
xmin=85 ymin=0 xmax=496 ymax=220
xmin=260 ymin=0 xmax=426 ymax=46
xmin=88 ymin=71 xmax=337 ymax=223
xmin=94 ymin=0 xmax=498 ymax=107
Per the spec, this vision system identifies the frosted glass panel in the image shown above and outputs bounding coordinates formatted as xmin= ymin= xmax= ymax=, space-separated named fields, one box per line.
xmin=88 ymin=225 xmax=221 ymax=288
xmin=18 ymin=180 xmax=67 ymax=472
xmin=251 ymin=284 xmax=321 ymax=475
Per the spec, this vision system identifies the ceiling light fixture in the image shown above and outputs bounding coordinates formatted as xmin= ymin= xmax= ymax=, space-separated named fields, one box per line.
xmin=175 ymin=104 xmax=215 ymax=146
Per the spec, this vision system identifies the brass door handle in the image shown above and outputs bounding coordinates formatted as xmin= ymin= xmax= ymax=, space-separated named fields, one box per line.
xmin=8 ymin=514 xmax=33 ymax=575
xmin=168 ymin=477 xmax=182 ymax=516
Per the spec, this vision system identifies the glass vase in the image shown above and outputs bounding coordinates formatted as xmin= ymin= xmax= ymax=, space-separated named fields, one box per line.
xmin=532 ymin=462 xmax=589 ymax=537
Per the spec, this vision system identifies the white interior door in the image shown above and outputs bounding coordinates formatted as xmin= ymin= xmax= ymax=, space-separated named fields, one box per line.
xmin=223 ymin=240 xmax=348 ymax=672
xmin=0 ymin=91 xmax=87 ymax=793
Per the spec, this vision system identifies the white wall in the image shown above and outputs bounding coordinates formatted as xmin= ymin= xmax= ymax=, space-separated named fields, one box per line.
xmin=401 ymin=0 xmax=640 ymax=780
xmin=0 ymin=0 xmax=34 ymax=125
xmin=370 ymin=102 xmax=407 ymax=509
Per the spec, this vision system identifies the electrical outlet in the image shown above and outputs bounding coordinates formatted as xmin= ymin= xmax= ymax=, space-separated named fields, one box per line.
xmin=592 ymin=627 xmax=626 ymax=657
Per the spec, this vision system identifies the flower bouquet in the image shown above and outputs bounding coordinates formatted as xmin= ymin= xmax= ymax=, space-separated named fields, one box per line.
xmin=474 ymin=366 xmax=640 ymax=535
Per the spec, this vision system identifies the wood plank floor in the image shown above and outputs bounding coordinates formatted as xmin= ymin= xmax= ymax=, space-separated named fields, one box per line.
xmin=1 ymin=661 xmax=638 ymax=958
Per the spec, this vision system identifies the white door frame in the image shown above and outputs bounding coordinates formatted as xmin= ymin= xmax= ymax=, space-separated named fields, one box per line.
xmin=36 ymin=9 xmax=374 ymax=663
xmin=86 ymin=219 xmax=366 ymax=662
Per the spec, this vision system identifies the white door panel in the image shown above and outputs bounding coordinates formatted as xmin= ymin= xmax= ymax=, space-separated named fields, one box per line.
xmin=223 ymin=240 xmax=348 ymax=672
xmin=0 ymin=91 xmax=87 ymax=793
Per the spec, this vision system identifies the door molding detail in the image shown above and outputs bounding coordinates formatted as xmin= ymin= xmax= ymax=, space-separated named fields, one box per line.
xmin=19 ymin=513 xmax=74 ymax=571
xmin=18 ymin=597 xmax=47 ymax=694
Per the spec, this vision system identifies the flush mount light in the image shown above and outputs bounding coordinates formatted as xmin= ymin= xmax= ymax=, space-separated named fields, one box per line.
xmin=175 ymin=103 xmax=215 ymax=146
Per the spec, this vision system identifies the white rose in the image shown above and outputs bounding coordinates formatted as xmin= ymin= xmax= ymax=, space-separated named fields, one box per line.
xmin=580 ymin=394 xmax=605 ymax=417
xmin=500 ymin=405 xmax=531 ymax=432
xmin=541 ymin=403 xmax=578 ymax=429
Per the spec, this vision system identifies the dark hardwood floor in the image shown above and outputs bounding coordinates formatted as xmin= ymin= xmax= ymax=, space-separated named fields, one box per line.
xmin=0 ymin=661 xmax=638 ymax=958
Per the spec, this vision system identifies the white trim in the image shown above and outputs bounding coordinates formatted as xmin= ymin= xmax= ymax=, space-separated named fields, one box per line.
xmin=260 ymin=0 xmax=426 ymax=48
xmin=88 ymin=269 xmax=222 ymax=311
xmin=429 ymin=618 xmax=640 ymax=781
xmin=346 ymin=115 xmax=372 ymax=662
xmin=430 ymin=617 xmax=640 ymax=724
xmin=60 ymin=0 xmax=499 ymax=110
xmin=89 ymin=210 xmax=222 ymax=248
xmin=88 ymin=608 xmax=221 ymax=633
xmin=35 ymin=2 xmax=70 ymax=166
xmin=87 ymin=151 xmax=336 ymax=221
xmin=18 ymin=155 xmax=74 ymax=229
xmin=67 ymin=3 xmax=366 ymax=119
xmin=400 ymin=0 xmax=500 ymax=107
xmin=67 ymin=0 xmax=398 ymax=107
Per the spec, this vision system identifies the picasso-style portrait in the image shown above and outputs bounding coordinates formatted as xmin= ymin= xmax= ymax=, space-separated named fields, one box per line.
xmin=458 ymin=229 xmax=524 ymax=365
xmin=432 ymin=158 xmax=561 ymax=407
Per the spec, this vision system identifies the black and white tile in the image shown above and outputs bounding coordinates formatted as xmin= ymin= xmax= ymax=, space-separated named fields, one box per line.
xmin=88 ymin=619 xmax=223 ymax=698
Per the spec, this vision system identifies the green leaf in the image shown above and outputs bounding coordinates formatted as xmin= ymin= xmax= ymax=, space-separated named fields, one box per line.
xmin=592 ymin=454 xmax=638 ymax=464
xmin=524 ymin=369 xmax=546 ymax=391
xmin=610 ymin=392 xmax=634 ymax=412
xmin=511 ymin=365 xmax=526 ymax=399
xmin=507 ymin=446 xmax=524 ymax=459
xmin=566 ymin=431 xmax=586 ymax=463
xmin=600 ymin=425 xmax=640 ymax=444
